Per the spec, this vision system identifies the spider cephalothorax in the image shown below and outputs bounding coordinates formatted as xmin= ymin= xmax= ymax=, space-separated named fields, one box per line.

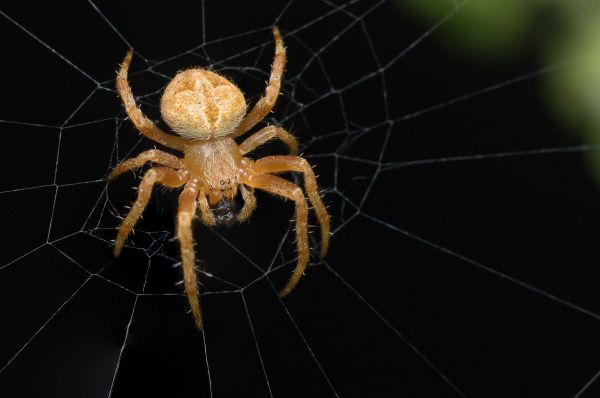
xmin=108 ymin=27 xmax=330 ymax=329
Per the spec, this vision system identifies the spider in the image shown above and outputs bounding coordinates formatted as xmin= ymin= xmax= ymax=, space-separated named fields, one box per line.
xmin=108 ymin=27 xmax=330 ymax=330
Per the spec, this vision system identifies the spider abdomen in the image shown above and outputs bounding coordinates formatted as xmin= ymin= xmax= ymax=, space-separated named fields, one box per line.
xmin=160 ymin=69 xmax=247 ymax=139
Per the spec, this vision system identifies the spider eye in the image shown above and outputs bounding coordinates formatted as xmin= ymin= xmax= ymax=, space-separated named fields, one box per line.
xmin=220 ymin=179 xmax=225 ymax=185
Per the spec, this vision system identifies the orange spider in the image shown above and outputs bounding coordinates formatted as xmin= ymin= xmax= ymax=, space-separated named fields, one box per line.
xmin=108 ymin=27 xmax=330 ymax=330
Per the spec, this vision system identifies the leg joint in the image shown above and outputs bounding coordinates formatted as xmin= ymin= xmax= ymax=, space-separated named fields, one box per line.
xmin=143 ymin=169 xmax=158 ymax=180
xmin=291 ymin=187 xmax=305 ymax=202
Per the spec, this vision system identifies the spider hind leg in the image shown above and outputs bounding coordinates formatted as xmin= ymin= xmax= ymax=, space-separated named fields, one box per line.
xmin=240 ymin=171 xmax=309 ymax=297
xmin=253 ymin=155 xmax=330 ymax=258
xmin=177 ymin=179 xmax=204 ymax=329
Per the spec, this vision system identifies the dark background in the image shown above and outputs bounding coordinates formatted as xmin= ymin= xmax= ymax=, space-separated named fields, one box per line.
xmin=1 ymin=0 xmax=600 ymax=397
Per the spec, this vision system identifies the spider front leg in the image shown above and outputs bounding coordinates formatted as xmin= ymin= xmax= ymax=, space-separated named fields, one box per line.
xmin=114 ymin=167 xmax=188 ymax=256
xmin=253 ymin=155 xmax=330 ymax=257
xmin=108 ymin=149 xmax=183 ymax=180
xmin=177 ymin=179 xmax=204 ymax=329
xmin=239 ymin=125 xmax=298 ymax=156
xmin=117 ymin=50 xmax=189 ymax=152
xmin=234 ymin=26 xmax=286 ymax=137
xmin=240 ymin=170 xmax=309 ymax=297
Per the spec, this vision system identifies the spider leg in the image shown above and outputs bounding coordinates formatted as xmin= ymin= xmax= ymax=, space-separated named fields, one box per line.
xmin=117 ymin=50 xmax=189 ymax=152
xmin=114 ymin=167 xmax=188 ymax=256
xmin=236 ymin=185 xmax=257 ymax=222
xmin=238 ymin=125 xmax=298 ymax=156
xmin=234 ymin=26 xmax=286 ymax=137
xmin=240 ymin=168 xmax=309 ymax=297
xmin=253 ymin=156 xmax=330 ymax=258
xmin=108 ymin=149 xmax=183 ymax=181
xmin=177 ymin=179 xmax=204 ymax=329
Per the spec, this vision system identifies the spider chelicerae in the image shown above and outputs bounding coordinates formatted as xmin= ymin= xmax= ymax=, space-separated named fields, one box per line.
xmin=108 ymin=27 xmax=330 ymax=329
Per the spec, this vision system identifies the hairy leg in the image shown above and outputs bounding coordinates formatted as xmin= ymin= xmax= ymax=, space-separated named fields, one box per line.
xmin=196 ymin=186 xmax=216 ymax=226
xmin=108 ymin=149 xmax=183 ymax=180
xmin=177 ymin=179 xmax=204 ymax=330
xmin=240 ymin=169 xmax=309 ymax=297
xmin=114 ymin=167 xmax=188 ymax=256
xmin=253 ymin=156 xmax=330 ymax=257
xmin=238 ymin=125 xmax=298 ymax=156
xmin=234 ymin=26 xmax=286 ymax=137
xmin=236 ymin=185 xmax=257 ymax=222
xmin=117 ymin=50 xmax=189 ymax=152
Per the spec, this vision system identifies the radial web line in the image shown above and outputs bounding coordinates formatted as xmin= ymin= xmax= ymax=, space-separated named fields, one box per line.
xmin=0 ymin=276 xmax=92 ymax=375
xmin=241 ymin=292 xmax=274 ymax=398
xmin=108 ymin=295 xmax=138 ymax=398
xmin=574 ymin=367 xmax=600 ymax=398
xmin=201 ymin=329 xmax=214 ymax=398
xmin=266 ymin=278 xmax=341 ymax=398
xmin=393 ymin=57 xmax=586 ymax=125
xmin=0 ymin=10 xmax=98 ymax=84
xmin=325 ymin=263 xmax=467 ymax=397
xmin=0 ymin=243 xmax=46 ymax=272
xmin=381 ymin=144 xmax=600 ymax=171
xmin=87 ymin=0 xmax=136 ymax=51
xmin=361 ymin=213 xmax=600 ymax=321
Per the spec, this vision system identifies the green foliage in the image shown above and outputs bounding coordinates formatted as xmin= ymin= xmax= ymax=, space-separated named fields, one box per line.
xmin=394 ymin=0 xmax=538 ymax=59
xmin=395 ymin=0 xmax=600 ymax=186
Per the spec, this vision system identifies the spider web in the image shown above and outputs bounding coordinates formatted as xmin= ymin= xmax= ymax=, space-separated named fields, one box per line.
xmin=1 ymin=0 xmax=600 ymax=396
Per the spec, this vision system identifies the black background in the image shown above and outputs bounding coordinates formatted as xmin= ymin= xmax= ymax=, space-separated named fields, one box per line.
xmin=1 ymin=1 xmax=600 ymax=397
